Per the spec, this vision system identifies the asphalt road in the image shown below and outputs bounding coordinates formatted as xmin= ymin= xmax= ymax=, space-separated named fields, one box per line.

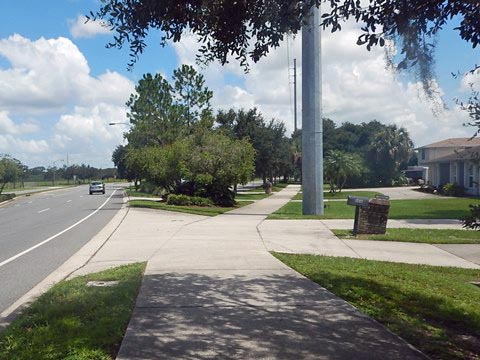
xmin=0 ymin=184 xmax=124 ymax=313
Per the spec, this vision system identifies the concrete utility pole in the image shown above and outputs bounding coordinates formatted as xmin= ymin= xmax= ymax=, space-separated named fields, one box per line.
xmin=293 ymin=58 xmax=298 ymax=132
xmin=302 ymin=5 xmax=324 ymax=215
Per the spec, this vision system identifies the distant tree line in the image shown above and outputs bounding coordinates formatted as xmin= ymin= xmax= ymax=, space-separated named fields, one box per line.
xmin=0 ymin=154 xmax=117 ymax=194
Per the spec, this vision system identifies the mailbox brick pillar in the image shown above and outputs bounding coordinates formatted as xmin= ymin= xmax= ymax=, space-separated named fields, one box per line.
xmin=357 ymin=198 xmax=390 ymax=234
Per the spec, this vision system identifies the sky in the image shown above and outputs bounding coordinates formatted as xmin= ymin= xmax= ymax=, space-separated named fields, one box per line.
xmin=0 ymin=0 xmax=479 ymax=168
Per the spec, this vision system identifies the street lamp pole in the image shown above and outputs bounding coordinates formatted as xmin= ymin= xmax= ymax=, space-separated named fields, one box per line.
xmin=302 ymin=5 xmax=324 ymax=215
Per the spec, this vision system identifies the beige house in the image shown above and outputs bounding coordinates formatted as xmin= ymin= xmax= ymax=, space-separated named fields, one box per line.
xmin=417 ymin=138 xmax=480 ymax=196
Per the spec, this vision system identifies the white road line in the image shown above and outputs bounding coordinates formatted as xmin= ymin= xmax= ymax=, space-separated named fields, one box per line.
xmin=28 ymin=201 xmax=33 ymax=204
xmin=67 ymin=200 xmax=72 ymax=203
xmin=38 ymin=208 xmax=50 ymax=213
xmin=0 ymin=189 xmax=118 ymax=269
xmin=14 ymin=204 xmax=20 ymax=207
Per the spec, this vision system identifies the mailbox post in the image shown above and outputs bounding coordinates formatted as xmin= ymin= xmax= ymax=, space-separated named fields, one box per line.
xmin=347 ymin=196 xmax=370 ymax=235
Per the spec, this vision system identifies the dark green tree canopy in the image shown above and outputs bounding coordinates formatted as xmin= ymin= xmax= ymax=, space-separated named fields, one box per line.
xmin=90 ymin=0 xmax=321 ymax=68
xmin=126 ymin=66 xmax=212 ymax=147
xmin=91 ymin=0 xmax=479 ymax=74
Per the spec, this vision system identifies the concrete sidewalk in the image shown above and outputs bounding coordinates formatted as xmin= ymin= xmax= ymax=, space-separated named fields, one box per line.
xmin=105 ymin=185 xmax=424 ymax=359
xmin=320 ymin=218 xmax=465 ymax=230
xmin=260 ymin=220 xmax=479 ymax=268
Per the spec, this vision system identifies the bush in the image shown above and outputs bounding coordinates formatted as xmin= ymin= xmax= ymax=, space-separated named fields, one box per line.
xmin=442 ymin=183 xmax=465 ymax=197
xmin=139 ymin=181 xmax=164 ymax=196
xmin=167 ymin=194 xmax=213 ymax=207
xmin=0 ymin=193 xmax=15 ymax=202
xmin=462 ymin=204 xmax=480 ymax=230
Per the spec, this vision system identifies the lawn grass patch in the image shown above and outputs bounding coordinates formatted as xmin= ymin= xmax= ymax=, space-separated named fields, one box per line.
xmin=292 ymin=190 xmax=381 ymax=201
xmin=333 ymin=228 xmax=480 ymax=244
xmin=272 ymin=254 xmax=480 ymax=360
xmin=235 ymin=192 xmax=270 ymax=200
xmin=268 ymin=200 xmax=355 ymax=219
xmin=271 ymin=182 xmax=289 ymax=192
xmin=0 ymin=263 xmax=146 ymax=360
xmin=125 ymin=189 xmax=161 ymax=198
xmin=129 ymin=199 xmax=254 ymax=216
xmin=268 ymin=198 xmax=476 ymax=220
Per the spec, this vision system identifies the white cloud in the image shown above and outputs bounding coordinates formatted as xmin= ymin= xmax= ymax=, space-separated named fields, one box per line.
xmin=172 ymin=22 xmax=474 ymax=148
xmin=0 ymin=34 xmax=134 ymax=114
xmin=52 ymin=103 xmax=126 ymax=163
xmin=69 ymin=15 xmax=111 ymax=39
xmin=0 ymin=34 xmax=134 ymax=167
xmin=461 ymin=68 xmax=480 ymax=92
xmin=0 ymin=111 xmax=38 ymax=135
xmin=0 ymin=134 xmax=49 ymax=155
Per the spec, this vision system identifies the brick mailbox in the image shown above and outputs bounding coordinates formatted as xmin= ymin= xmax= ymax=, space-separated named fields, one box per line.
xmin=347 ymin=195 xmax=390 ymax=235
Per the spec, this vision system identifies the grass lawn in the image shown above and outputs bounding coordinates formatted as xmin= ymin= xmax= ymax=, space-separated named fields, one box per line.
xmin=271 ymin=182 xmax=289 ymax=192
xmin=333 ymin=228 xmax=480 ymax=244
xmin=273 ymin=254 xmax=480 ymax=360
xmin=293 ymin=190 xmax=381 ymax=201
xmin=268 ymin=198 xmax=477 ymax=220
xmin=129 ymin=199 xmax=254 ymax=216
xmin=235 ymin=192 xmax=270 ymax=201
xmin=125 ymin=189 xmax=162 ymax=198
xmin=0 ymin=263 xmax=146 ymax=360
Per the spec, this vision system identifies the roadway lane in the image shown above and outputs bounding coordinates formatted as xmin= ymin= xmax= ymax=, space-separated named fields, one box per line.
xmin=0 ymin=184 xmax=125 ymax=313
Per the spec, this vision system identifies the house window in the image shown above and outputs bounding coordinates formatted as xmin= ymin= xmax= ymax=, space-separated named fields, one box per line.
xmin=468 ymin=165 xmax=474 ymax=188
xmin=421 ymin=149 xmax=426 ymax=160
xmin=452 ymin=163 xmax=457 ymax=183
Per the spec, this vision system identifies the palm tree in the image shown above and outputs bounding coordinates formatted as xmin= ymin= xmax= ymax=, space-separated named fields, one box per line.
xmin=324 ymin=150 xmax=364 ymax=194
xmin=369 ymin=125 xmax=413 ymax=185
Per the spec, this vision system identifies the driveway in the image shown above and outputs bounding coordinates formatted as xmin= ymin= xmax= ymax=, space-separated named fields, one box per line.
xmin=347 ymin=186 xmax=441 ymax=200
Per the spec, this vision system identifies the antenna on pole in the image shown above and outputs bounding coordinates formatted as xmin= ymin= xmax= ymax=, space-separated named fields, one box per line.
xmin=293 ymin=58 xmax=298 ymax=132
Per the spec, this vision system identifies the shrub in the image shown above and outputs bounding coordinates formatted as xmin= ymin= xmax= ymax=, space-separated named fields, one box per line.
xmin=442 ymin=183 xmax=465 ymax=197
xmin=0 ymin=193 xmax=15 ymax=202
xmin=462 ymin=204 xmax=480 ymax=230
xmin=166 ymin=194 xmax=213 ymax=207
xmin=139 ymin=181 xmax=155 ymax=194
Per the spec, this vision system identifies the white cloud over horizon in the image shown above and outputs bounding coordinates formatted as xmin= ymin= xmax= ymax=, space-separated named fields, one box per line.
xmin=0 ymin=34 xmax=133 ymax=167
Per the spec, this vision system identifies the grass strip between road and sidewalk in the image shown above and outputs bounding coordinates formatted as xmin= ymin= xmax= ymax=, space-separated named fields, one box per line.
xmin=129 ymin=199 xmax=254 ymax=216
xmin=125 ymin=189 xmax=162 ymax=198
xmin=268 ymin=198 xmax=476 ymax=220
xmin=0 ymin=263 xmax=146 ymax=360
xmin=333 ymin=228 xmax=480 ymax=244
xmin=273 ymin=253 xmax=480 ymax=360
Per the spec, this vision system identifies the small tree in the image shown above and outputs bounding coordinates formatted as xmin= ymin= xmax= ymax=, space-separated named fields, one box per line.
xmin=182 ymin=130 xmax=255 ymax=206
xmin=324 ymin=150 xmax=363 ymax=194
xmin=0 ymin=155 xmax=22 ymax=194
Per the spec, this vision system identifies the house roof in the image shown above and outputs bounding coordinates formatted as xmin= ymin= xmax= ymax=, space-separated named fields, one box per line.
xmin=415 ymin=137 xmax=480 ymax=149
xmin=423 ymin=145 xmax=480 ymax=163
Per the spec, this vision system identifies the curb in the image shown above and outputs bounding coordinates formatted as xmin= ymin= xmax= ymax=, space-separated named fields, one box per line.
xmin=0 ymin=190 xmax=129 ymax=331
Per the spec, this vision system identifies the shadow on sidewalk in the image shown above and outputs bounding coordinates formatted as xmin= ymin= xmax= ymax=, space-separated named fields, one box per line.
xmin=118 ymin=272 xmax=423 ymax=359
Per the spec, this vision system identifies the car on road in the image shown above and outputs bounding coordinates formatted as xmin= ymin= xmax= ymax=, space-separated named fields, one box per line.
xmin=89 ymin=181 xmax=105 ymax=195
